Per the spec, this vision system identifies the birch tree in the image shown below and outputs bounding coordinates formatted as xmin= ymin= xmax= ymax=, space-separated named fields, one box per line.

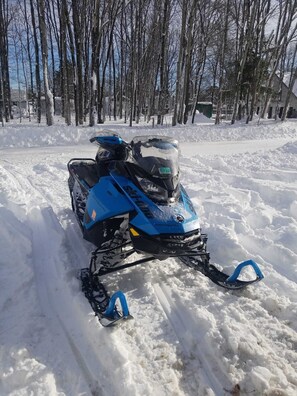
xmin=214 ymin=0 xmax=230 ymax=124
xmin=71 ymin=0 xmax=85 ymax=125
xmin=261 ymin=0 xmax=297 ymax=118
xmin=172 ymin=0 xmax=188 ymax=126
xmin=60 ymin=0 xmax=71 ymax=124
xmin=30 ymin=0 xmax=42 ymax=123
xmin=230 ymin=0 xmax=258 ymax=124
xmin=37 ymin=0 xmax=54 ymax=125
xmin=157 ymin=0 xmax=171 ymax=125
xmin=0 ymin=0 xmax=12 ymax=122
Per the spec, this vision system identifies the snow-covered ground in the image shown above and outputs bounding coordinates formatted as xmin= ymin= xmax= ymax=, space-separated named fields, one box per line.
xmin=0 ymin=117 xmax=296 ymax=396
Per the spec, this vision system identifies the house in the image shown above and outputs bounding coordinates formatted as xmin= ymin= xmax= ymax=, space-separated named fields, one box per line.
xmin=10 ymin=89 xmax=31 ymax=118
xmin=268 ymin=72 xmax=297 ymax=118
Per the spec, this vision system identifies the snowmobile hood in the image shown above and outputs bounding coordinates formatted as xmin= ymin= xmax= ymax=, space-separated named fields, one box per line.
xmin=110 ymin=172 xmax=200 ymax=236
xmin=84 ymin=177 xmax=135 ymax=228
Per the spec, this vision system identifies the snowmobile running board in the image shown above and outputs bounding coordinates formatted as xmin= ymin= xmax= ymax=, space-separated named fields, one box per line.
xmin=80 ymin=254 xmax=264 ymax=326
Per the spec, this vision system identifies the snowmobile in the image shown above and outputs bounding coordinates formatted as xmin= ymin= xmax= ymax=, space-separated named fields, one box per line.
xmin=67 ymin=133 xmax=264 ymax=326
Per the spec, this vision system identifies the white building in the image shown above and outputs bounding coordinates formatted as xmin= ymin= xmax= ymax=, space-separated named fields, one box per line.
xmin=268 ymin=72 xmax=297 ymax=118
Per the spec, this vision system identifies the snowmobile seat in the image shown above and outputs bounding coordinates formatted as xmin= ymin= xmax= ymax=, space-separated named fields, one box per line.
xmin=70 ymin=161 xmax=99 ymax=188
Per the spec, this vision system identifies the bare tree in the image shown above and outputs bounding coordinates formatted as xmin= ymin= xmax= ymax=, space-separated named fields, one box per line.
xmin=261 ymin=0 xmax=297 ymax=118
xmin=172 ymin=0 xmax=188 ymax=126
xmin=22 ymin=0 xmax=34 ymax=119
xmin=246 ymin=0 xmax=273 ymax=123
xmin=30 ymin=0 xmax=42 ymax=123
xmin=71 ymin=0 xmax=85 ymax=125
xmin=191 ymin=1 xmax=219 ymax=123
xmin=230 ymin=0 xmax=258 ymax=124
xmin=157 ymin=0 xmax=170 ymax=125
xmin=60 ymin=0 xmax=71 ymax=125
xmin=2 ymin=0 xmax=297 ymax=127
xmin=89 ymin=0 xmax=105 ymax=126
xmin=0 ymin=0 xmax=12 ymax=122
xmin=0 ymin=72 xmax=4 ymax=126
xmin=215 ymin=0 xmax=230 ymax=124
xmin=37 ymin=0 xmax=54 ymax=125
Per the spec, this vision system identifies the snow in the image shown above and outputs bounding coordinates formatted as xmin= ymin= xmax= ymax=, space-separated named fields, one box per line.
xmin=0 ymin=118 xmax=297 ymax=396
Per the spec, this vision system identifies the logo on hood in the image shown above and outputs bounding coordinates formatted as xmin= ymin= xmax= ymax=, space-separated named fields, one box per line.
xmin=175 ymin=214 xmax=184 ymax=223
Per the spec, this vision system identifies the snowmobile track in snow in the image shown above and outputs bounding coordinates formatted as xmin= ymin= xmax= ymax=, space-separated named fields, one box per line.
xmin=1 ymin=163 xmax=132 ymax=395
xmin=153 ymin=282 xmax=234 ymax=395
xmin=28 ymin=206 xmax=129 ymax=396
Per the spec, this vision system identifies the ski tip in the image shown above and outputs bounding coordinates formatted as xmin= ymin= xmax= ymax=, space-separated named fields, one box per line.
xmin=226 ymin=259 xmax=264 ymax=285
xmin=100 ymin=290 xmax=132 ymax=326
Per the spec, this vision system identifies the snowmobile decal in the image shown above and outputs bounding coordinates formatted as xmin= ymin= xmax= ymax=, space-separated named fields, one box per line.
xmin=122 ymin=185 xmax=154 ymax=219
xmin=67 ymin=133 xmax=264 ymax=327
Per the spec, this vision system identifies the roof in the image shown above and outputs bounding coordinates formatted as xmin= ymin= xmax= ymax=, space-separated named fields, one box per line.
xmin=282 ymin=72 xmax=297 ymax=97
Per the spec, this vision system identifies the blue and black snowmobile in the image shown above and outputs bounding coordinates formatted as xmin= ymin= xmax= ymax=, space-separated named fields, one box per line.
xmin=67 ymin=133 xmax=264 ymax=326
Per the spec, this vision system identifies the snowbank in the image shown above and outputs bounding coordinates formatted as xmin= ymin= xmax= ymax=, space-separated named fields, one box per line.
xmin=0 ymin=118 xmax=296 ymax=149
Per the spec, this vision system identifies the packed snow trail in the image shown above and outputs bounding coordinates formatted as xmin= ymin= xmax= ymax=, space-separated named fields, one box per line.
xmin=0 ymin=163 xmax=141 ymax=395
xmin=0 ymin=158 xmax=194 ymax=395
xmin=153 ymin=282 xmax=233 ymax=395
xmin=1 ymin=120 xmax=297 ymax=395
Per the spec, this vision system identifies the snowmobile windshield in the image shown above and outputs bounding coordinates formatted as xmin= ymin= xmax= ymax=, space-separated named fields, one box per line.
xmin=130 ymin=136 xmax=180 ymax=179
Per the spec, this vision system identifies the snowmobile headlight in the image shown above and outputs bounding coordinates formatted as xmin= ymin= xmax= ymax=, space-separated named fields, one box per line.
xmin=136 ymin=176 xmax=167 ymax=201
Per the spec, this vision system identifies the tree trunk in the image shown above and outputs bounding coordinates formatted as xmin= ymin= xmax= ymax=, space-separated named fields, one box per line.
xmin=215 ymin=0 xmax=230 ymax=125
xmin=231 ymin=0 xmax=257 ymax=125
xmin=172 ymin=0 xmax=187 ymax=126
xmin=30 ymin=0 xmax=42 ymax=123
xmin=60 ymin=0 xmax=71 ymax=125
xmin=23 ymin=0 xmax=34 ymax=120
xmin=0 ymin=0 xmax=12 ymax=122
xmin=0 ymin=71 xmax=4 ymax=126
xmin=157 ymin=0 xmax=170 ymax=125
xmin=37 ymin=0 xmax=54 ymax=126
xmin=72 ymin=0 xmax=84 ymax=125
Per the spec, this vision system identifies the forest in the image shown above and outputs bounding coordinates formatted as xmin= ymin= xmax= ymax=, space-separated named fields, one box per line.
xmin=0 ymin=0 xmax=296 ymax=127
